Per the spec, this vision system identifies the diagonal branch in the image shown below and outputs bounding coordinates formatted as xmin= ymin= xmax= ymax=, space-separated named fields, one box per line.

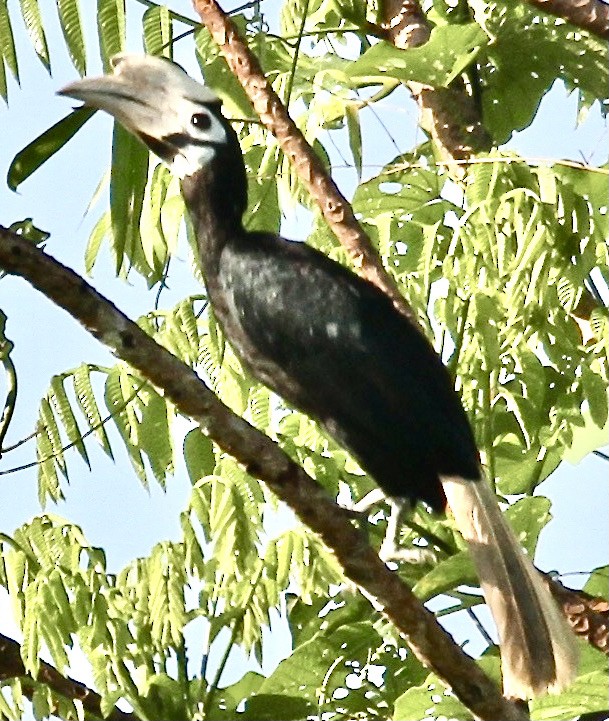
xmin=523 ymin=0 xmax=609 ymax=40
xmin=0 ymin=226 xmax=529 ymax=721
xmin=191 ymin=0 xmax=417 ymax=322
xmin=0 ymin=631 xmax=138 ymax=721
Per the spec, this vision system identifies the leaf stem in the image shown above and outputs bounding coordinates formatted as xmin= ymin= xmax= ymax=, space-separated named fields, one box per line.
xmin=133 ymin=0 xmax=198 ymax=26
xmin=449 ymin=294 xmax=471 ymax=380
xmin=201 ymin=561 xmax=264 ymax=718
xmin=0 ymin=378 xmax=148 ymax=476
xmin=284 ymin=0 xmax=311 ymax=109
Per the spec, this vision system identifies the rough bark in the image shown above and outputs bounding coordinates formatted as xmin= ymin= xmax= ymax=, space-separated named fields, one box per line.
xmin=379 ymin=0 xmax=491 ymax=175
xmin=525 ymin=0 xmax=609 ymax=39
xmin=546 ymin=575 xmax=609 ymax=655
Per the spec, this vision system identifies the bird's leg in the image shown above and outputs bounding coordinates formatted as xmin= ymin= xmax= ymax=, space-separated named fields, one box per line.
xmin=350 ymin=490 xmax=451 ymax=562
xmin=350 ymin=487 xmax=386 ymax=514
xmin=336 ymin=488 xmax=384 ymax=544
xmin=379 ymin=500 xmax=444 ymax=565
xmin=349 ymin=491 xmax=437 ymax=563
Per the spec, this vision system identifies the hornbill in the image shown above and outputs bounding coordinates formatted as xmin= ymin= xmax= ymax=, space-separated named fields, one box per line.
xmin=60 ymin=54 xmax=577 ymax=698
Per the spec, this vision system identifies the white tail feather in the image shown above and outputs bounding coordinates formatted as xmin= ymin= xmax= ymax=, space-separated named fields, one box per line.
xmin=441 ymin=474 xmax=578 ymax=699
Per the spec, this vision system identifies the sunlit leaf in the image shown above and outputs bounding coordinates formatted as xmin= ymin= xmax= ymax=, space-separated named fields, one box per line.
xmin=18 ymin=0 xmax=49 ymax=71
xmin=57 ymin=0 xmax=86 ymax=75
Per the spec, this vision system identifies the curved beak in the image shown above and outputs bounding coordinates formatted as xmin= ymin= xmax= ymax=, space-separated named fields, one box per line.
xmin=58 ymin=53 xmax=220 ymax=144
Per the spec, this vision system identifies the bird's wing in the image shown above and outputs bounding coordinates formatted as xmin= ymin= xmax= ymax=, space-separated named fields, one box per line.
xmin=220 ymin=236 xmax=479 ymax=507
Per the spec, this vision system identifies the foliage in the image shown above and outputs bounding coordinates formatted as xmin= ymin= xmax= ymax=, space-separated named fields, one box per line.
xmin=1 ymin=0 xmax=608 ymax=720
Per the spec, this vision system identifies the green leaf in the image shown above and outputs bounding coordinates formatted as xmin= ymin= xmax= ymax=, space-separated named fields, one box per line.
xmin=85 ymin=210 xmax=110 ymax=273
xmin=395 ymin=676 xmax=472 ymax=721
xmin=280 ymin=0 xmax=308 ymax=36
xmin=0 ymin=0 xmax=19 ymax=87
xmin=149 ymin=543 xmax=186 ymax=648
xmin=345 ymin=102 xmax=362 ymax=181
xmin=504 ymin=496 xmax=551 ymax=555
xmin=49 ymin=376 xmax=90 ymax=468
xmin=349 ymin=24 xmax=488 ymax=88
xmin=413 ymin=550 xmax=476 ymax=601
xmin=18 ymin=0 xmax=50 ymax=71
xmin=583 ymin=565 xmax=608 ymax=599
xmin=247 ymin=386 xmax=271 ymax=431
xmin=72 ymin=363 xmax=113 ymax=457
xmin=138 ymin=387 xmax=173 ymax=487
xmin=243 ymin=144 xmax=281 ymax=235
xmin=104 ymin=366 xmax=147 ymax=486
xmin=180 ymin=513 xmax=205 ymax=575
xmin=7 ymin=107 xmax=95 ymax=191
xmin=143 ymin=5 xmax=172 ymax=57
xmin=480 ymin=2 xmax=609 ymax=143
xmin=22 ymin=578 xmax=42 ymax=676
xmin=241 ymin=694 xmax=315 ymax=720
xmin=7 ymin=218 xmax=49 ymax=244
xmin=31 ymin=687 xmax=53 ymax=720
xmin=38 ymin=397 xmax=66 ymax=478
xmin=0 ymin=41 xmax=6 ymax=102
xmin=494 ymin=435 xmax=562 ymax=495
xmin=109 ymin=121 xmax=149 ymax=276
xmin=194 ymin=25 xmax=253 ymax=118
xmin=580 ymin=366 xmax=609 ymax=430
xmin=184 ymin=429 xmax=216 ymax=484
xmin=36 ymin=428 xmax=62 ymax=504
xmin=56 ymin=0 xmax=86 ymax=75
xmin=203 ymin=672 xmax=265 ymax=720
xmin=274 ymin=533 xmax=294 ymax=591
xmin=174 ymin=298 xmax=201 ymax=363
xmin=554 ymin=164 xmax=609 ymax=220
xmin=259 ymin=622 xmax=382 ymax=701
xmin=97 ymin=0 xmax=125 ymax=71
xmin=563 ymin=410 xmax=609 ymax=464
xmin=139 ymin=162 xmax=174 ymax=274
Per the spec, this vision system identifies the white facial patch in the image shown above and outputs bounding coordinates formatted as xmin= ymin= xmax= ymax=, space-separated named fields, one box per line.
xmin=171 ymin=144 xmax=217 ymax=179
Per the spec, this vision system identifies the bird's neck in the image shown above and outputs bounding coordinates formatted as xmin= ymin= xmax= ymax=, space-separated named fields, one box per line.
xmin=181 ymin=133 xmax=248 ymax=278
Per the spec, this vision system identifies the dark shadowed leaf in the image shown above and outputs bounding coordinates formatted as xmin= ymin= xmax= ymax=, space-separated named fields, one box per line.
xmin=7 ymin=107 xmax=95 ymax=191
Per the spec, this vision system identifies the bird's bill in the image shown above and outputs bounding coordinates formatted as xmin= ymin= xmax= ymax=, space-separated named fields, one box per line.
xmin=58 ymin=53 xmax=224 ymax=177
xmin=59 ymin=53 xmax=217 ymax=138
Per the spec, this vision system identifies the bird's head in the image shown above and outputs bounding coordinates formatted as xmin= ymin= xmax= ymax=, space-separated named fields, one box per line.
xmin=59 ymin=53 xmax=229 ymax=179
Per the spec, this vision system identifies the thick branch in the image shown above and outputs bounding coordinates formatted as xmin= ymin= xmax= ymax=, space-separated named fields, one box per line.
xmin=524 ymin=0 xmax=609 ymax=40
xmin=380 ymin=0 xmax=491 ymax=169
xmin=378 ymin=0 xmax=431 ymax=47
xmin=0 ymin=631 xmax=137 ymax=721
xmin=0 ymin=226 xmax=528 ymax=721
xmin=191 ymin=0 xmax=418 ymax=322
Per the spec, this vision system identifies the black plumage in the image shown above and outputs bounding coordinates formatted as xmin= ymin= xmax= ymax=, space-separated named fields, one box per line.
xmin=181 ymin=130 xmax=481 ymax=510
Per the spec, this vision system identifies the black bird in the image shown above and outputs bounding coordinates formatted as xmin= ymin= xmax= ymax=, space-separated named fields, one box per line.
xmin=60 ymin=54 xmax=577 ymax=698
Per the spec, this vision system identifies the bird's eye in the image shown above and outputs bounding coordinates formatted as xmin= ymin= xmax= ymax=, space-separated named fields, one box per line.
xmin=191 ymin=113 xmax=212 ymax=130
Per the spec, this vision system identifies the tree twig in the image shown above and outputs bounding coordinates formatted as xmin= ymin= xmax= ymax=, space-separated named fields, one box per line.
xmin=0 ymin=310 xmax=18 ymax=454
